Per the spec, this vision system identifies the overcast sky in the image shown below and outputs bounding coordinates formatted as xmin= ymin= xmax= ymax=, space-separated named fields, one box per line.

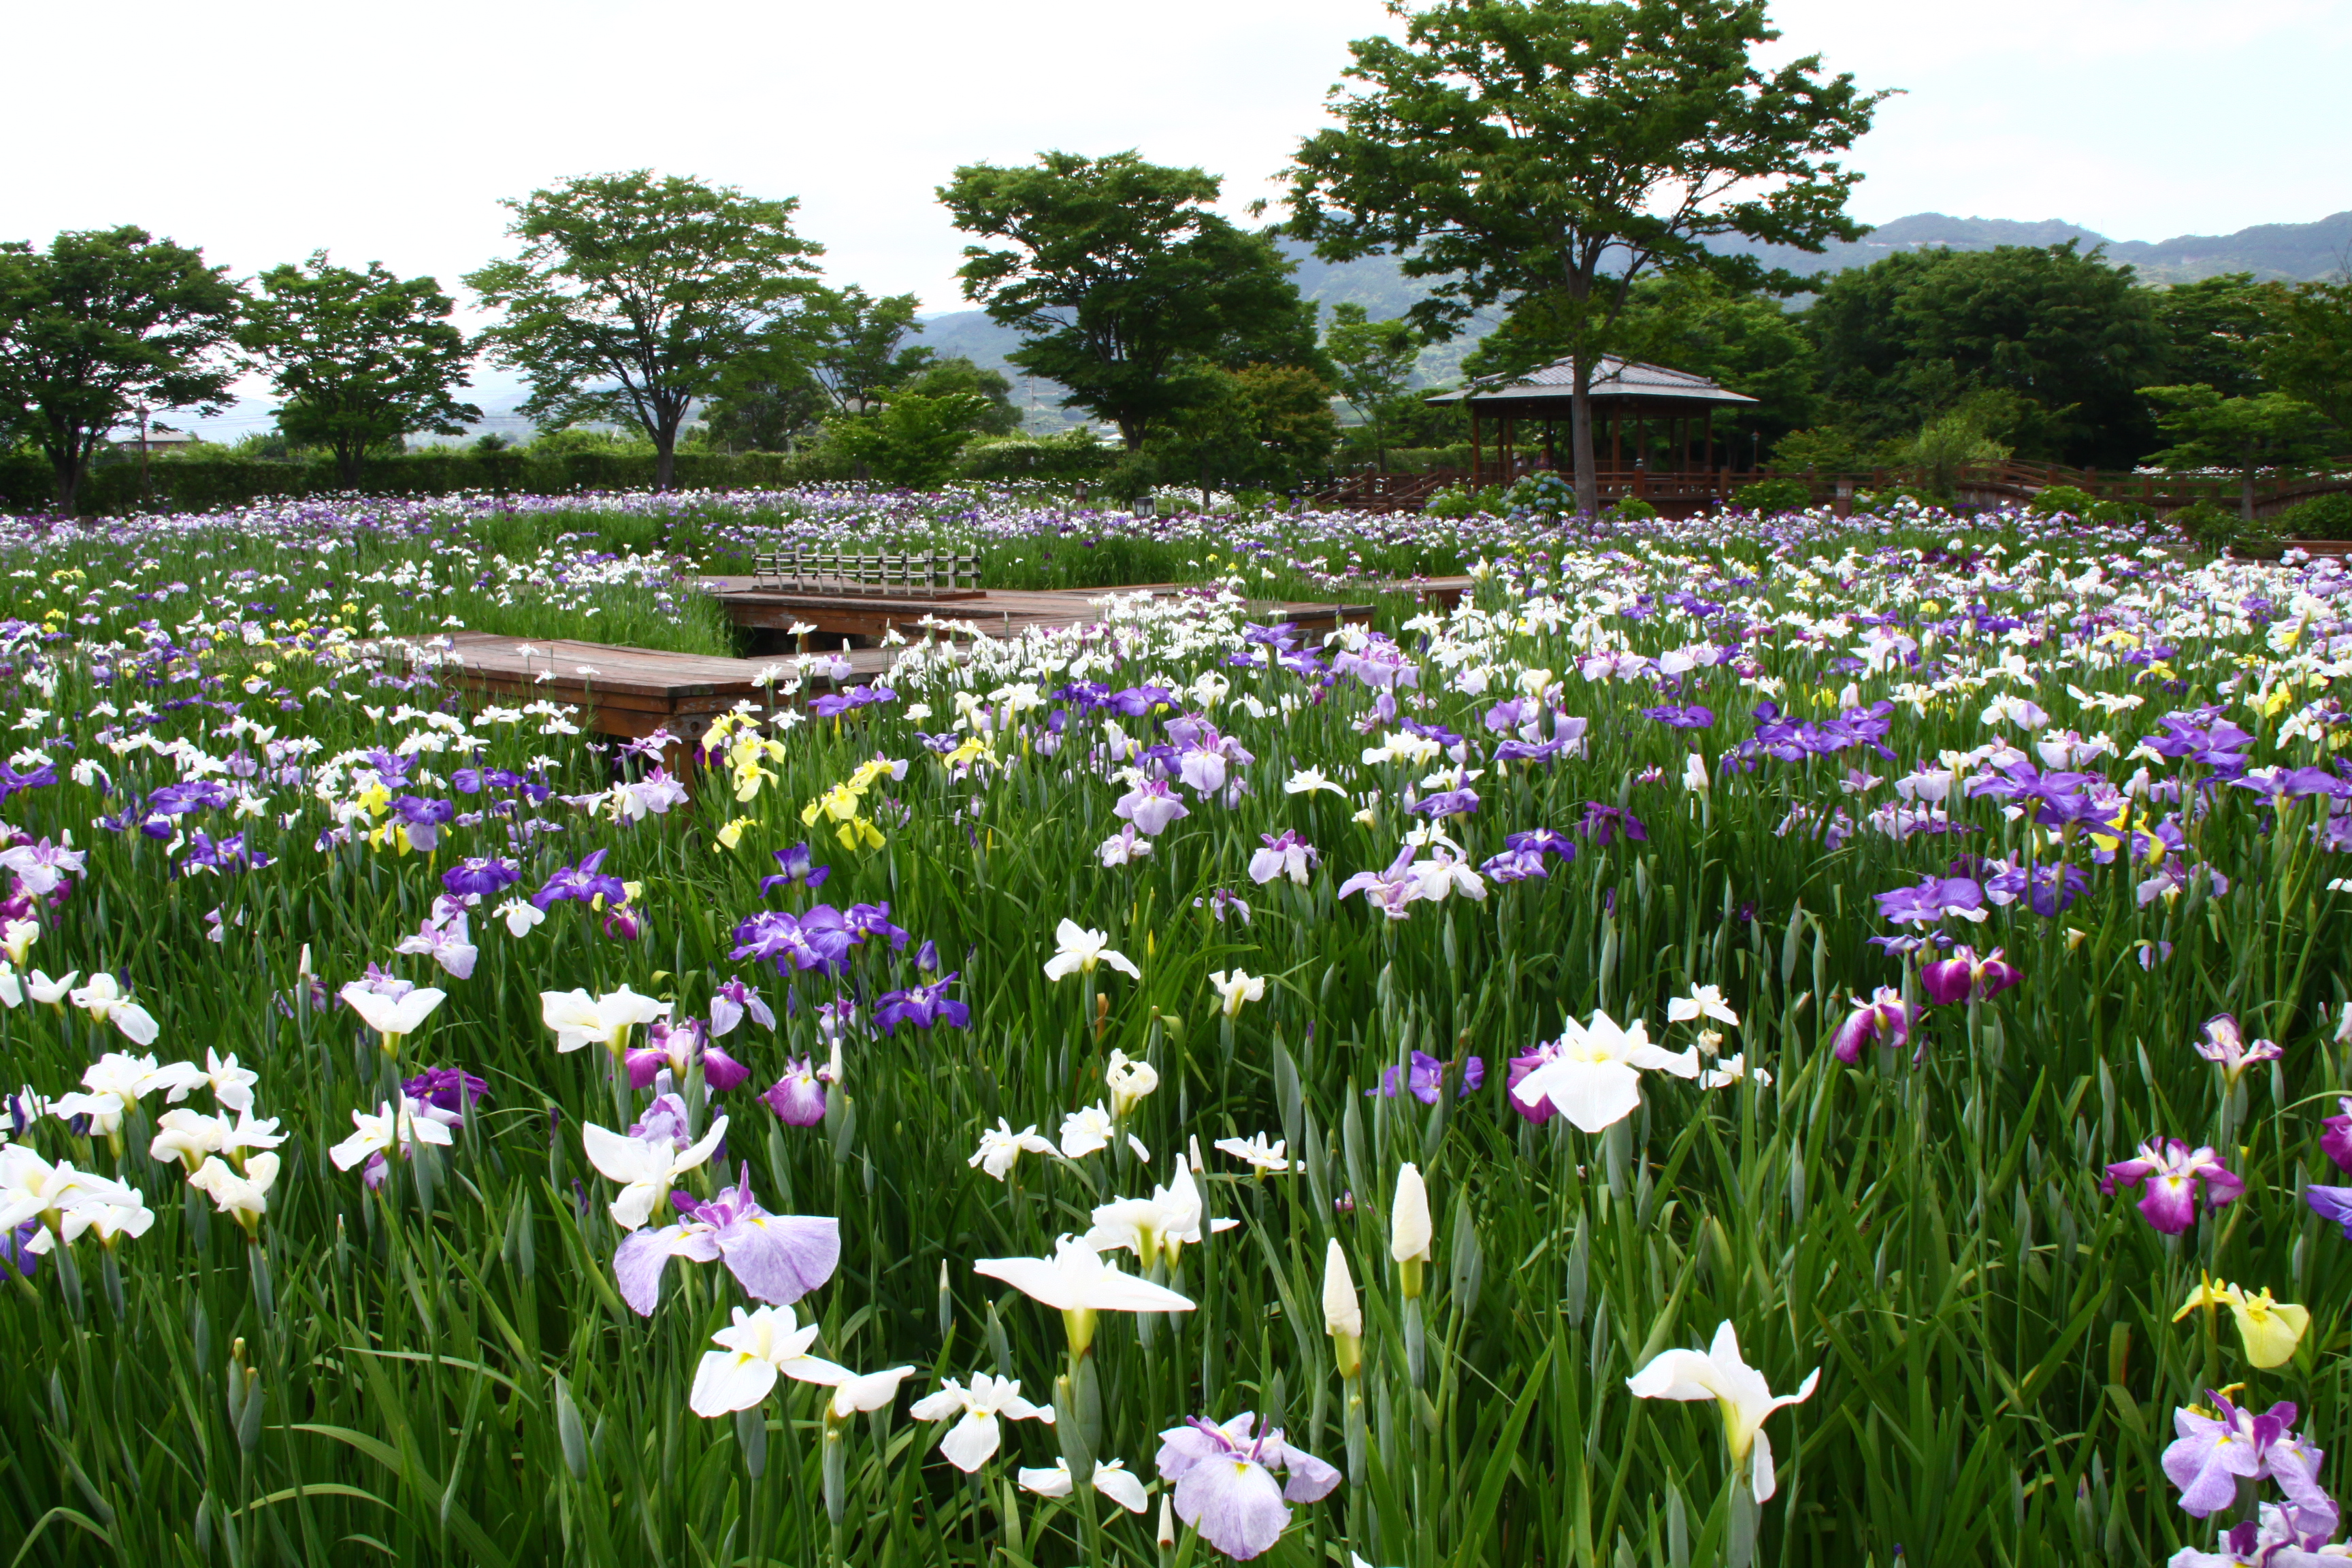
xmin=5 ymin=0 xmax=2343 ymax=428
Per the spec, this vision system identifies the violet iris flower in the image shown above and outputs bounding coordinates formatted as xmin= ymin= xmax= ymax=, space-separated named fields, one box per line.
xmin=1506 ymin=828 xmax=1576 ymax=860
xmin=1156 ymin=1413 xmax=1339 ymax=1561
xmin=1247 ymin=831 xmax=1318 ymax=887
xmin=442 ymin=856 xmax=521 ymax=900
xmin=2304 ymin=1184 xmax=2352 ymax=1240
xmin=1480 ymin=847 xmax=1550 ymax=883
xmin=0 ymin=1220 xmax=40 ymax=1279
xmin=1872 ymin=875 xmax=1988 ymax=928
xmin=1412 ymin=789 xmax=1481 ymax=818
xmin=874 ymin=973 xmax=971 ymax=1034
xmin=761 ymin=1058 xmax=828 ymax=1126
xmin=1830 ymin=987 xmax=1919 ymax=1065
xmin=611 ymin=1164 xmax=840 ymax=1317
xmin=532 ymin=849 xmax=626 ymax=911
xmin=1578 ymin=802 xmax=1648 ymax=847
xmin=1983 ymin=858 xmax=2088 ymax=916
xmin=1369 ymin=1051 xmax=1485 ymax=1104
xmin=389 ymin=794 xmax=455 ymax=851
xmin=1641 ymin=703 xmax=1715 ymax=730
xmin=709 ymin=977 xmax=776 ymax=1039
xmin=731 ymin=906 xmax=858 ymax=975
xmin=1918 ymin=946 xmax=2023 ymax=1006
xmin=844 ymin=902 xmax=911 ymax=951
xmin=402 ymin=1066 xmax=487 ymax=1119
xmin=2102 ymin=1138 xmax=2244 ymax=1234
xmin=1336 ymin=847 xmax=1420 ymax=920
xmin=758 ymin=843 xmax=830 ymax=894
xmin=2163 ymin=1390 xmax=2332 ymax=1519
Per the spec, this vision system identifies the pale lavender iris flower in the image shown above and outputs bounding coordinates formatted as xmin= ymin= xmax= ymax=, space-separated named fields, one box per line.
xmin=1156 ymin=1412 xmax=1339 ymax=1561
xmin=612 ymin=1164 xmax=840 ymax=1317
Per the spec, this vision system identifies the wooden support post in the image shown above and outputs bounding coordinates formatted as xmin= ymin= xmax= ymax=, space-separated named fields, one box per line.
xmin=1470 ymin=409 xmax=1482 ymax=485
xmin=1610 ymin=410 xmax=1622 ymax=472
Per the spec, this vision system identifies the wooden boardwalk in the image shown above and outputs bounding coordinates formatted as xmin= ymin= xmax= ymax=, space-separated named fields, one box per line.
xmin=693 ymin=577 xmax=1371 ymax=644
xmin=415 ymin=585 xmax=1375 ymax=748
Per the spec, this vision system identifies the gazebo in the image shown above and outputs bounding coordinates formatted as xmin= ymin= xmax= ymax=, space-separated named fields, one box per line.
xmin=1428 ymin=355 xmax=1760 ymax=486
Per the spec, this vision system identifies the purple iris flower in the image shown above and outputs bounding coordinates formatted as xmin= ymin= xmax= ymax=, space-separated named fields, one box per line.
xmin=1578 ymin=803 xmax=1648 ymax=847
xmin=0 ymin=1221 xmax=41 ymax=1279
xmin=709 ymin=977 xmax=776 ymax=1039
xmin=1504 ymin=1039 xmax=1562 ymax=1124
xmin=1369 ymin=1051 xmax=1486 ymax=1104
xmin=1918 ymin=946 xmax=2023 ymax=1006
xmin=757 ymin=843 xmax=830 ymax=894
xmin=1412 ymin=788 xmax=1481 ymax=818
xmin=1480 ymin=847 xmax=1550 ymax=883
xmin=1108 ymin=684 xmax=1177 ymax=717
xmin=730 ymin=905 xmax=858 ymax=975
xmin=1830 ymin=987 xmax=1920 ymax=1065
xmin=401 ymin=1066 xmax=488 ymax=1118
xmin=442 ymin=857 xmax=521 ymax=900
xmin=875 ymin=973 xmax=970 ymax=1034
xmin=610 ymin=1164 xmax=840 ymax=1317
xmin=1156 ymin=1413 xmax=1340 ymax=1561
xmin=2306 ymin=1183 xmax=2352 ymax=1239
xmin=915 ymin=938 xmax=941 ymax=974
xmin=2163 ymin=1390 xmax=2331 ymax=1519
xmin=389 ymin=794 xmax=455 ymax=851
xmin=2102 ymin=1138 xmax=2244 ymax=1234
xmin=844 ymin=902 xmax=911 ymax=951
xmin=1872 ymin=876 xmax=1987 ymax=929
xmin=175 ymin=830 xmax=272 ymax=879
xmin=531 ymin=848 xmax=625 ymax=911
xmin=760 ymin=1058 xmax=828 ymax=1126
xmin=1641 ymin=703 xmax=1715 ymax=730
xmin=1506 ymin=828 xmax=1576 ymax=860
xmin=1337 ymin=847 xmax=1420 ymax=920
xmin=1982 ymin=858 xmax=2087 ymax=917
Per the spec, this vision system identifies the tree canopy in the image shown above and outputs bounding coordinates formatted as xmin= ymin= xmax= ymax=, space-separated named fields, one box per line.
xmin=940 ymin=150 xmax=1323 ymax=450
xmin=1283 ymin=0 xmax=1883 ymax=510
xmin=466 ymin=171 xmax=823 ymax=490
xmin=237 ymin=252 xmax=481 ymax=487
xmin=0 ymin=226 xmax=242 ymax=510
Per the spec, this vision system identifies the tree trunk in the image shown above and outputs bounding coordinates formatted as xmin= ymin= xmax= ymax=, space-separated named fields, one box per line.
xmin=45 ymin=436 xmax=82 ymax=516
xmin=1120 ymin=421 xmax=1144 ymax=453
xmin=1570 ymin=357 xmax=1597 ymax=517
xmin=655 ymin=431 xmax=677 ymax=493
xmin=2240 ymin=439 xmax=2257 ymax=523
xmin=338 ymin=442 xmax=365 ymax=491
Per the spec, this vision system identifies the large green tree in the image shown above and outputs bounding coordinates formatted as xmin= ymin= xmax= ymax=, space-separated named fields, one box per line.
xmin=2144 ymin=385 xmax=2335 ymax=522
xmin=466 ymin=171 xmax=823 ymax=490
xmin=2265 ymin=276 xmax=2352 ymax=436
xmin=702 ymin=285 xmax=931 ymax=453
xmin=1281 ymin=0 xmax=1883 ymax=513
xmin=2151 ymin=272 xmax=2283 ymax=400
xmin=938 ymin=150 xmax=1323 ymax=450
xmin=0 ymin=226 xmax=242 ymax=512
xmin=236 ymin=252 xmax=481 ymax=487
xmin=1803 ymin=242 xmax=2168 ymax=468
xmin=1324 ymin=302 xmax=1422 ymax=470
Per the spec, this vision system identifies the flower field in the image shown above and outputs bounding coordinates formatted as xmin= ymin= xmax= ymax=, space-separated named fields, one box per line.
xmin=0 ymin=486 xmax=2349 ymax=1567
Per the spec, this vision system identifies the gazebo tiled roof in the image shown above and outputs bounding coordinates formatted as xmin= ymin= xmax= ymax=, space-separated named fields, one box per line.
xmin=1428 ymin=355 xmax=1757 ymax=412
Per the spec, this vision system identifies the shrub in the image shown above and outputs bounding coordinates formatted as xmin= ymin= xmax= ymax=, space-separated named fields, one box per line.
xmin=2171 ymin=500 xmax=2239 ymax=551
xmin=2278 ymin=490 xmax=2352 ymax=538
xmin=1606 ymin=496 xmax=1659 ymax=521
xmin=2027 ymin=484 xmax=2095 ymax=518
xmin=1731 ymin=476 xmax=1814 ymax=515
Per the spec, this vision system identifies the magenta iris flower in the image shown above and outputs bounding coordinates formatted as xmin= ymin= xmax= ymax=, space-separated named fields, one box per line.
xmin=1156 ymin=1413 xmax=1340 ymax=1561
xmin=611 ymin=1164 xmax=840 ymax=1317
xmin=2323 ymin=1098 xmax=2352 ymax=1174
xmin=874 ymin=973 xmax=970 ymax=1034
xmin=626 ymin=1018 xmax=749 ymax=1092
xmin=2162 ymin=1390 xmax=2330 ymax=1518
xmin=2102 ymin=1138 xmax=2244 ymax=1234
xmin=1919 ymin=946 xmax=2023 ymax=1006
xmin=1830 ymin=987 xmax=1918 ymax=1064
xmin=761 ymin=1058 xmax=827 ymax=1126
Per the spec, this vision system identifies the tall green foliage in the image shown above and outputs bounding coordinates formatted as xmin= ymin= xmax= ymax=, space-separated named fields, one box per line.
xmin=237 ymin=252 xmax=483 ymax=487
xmin=1282 ymin=0 xmax=1882 ymax=512
xmin=0 ymin=226 xmax=242 ymax=511
xmin=939 ymin=151 xmax=1322 ymax=451
xmin=467 ymin=172 xmax=824 ymax=491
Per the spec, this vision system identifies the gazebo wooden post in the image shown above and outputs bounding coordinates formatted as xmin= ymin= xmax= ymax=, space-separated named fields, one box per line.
xmin=1544 ymin=418 xmax=1558 ymax=470
xmin=1610 ymin=410 xmax=1622 ymax=472
xmin=1469 ymin=408 xmax=1482 ymax=485
xmin=1702 ymin=412 xmax=1714 ymax=471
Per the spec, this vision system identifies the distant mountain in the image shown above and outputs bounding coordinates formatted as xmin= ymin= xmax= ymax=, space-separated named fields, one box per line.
xmin=1714 ymin=210 xmax=2352 ymax=285
xmin=918 ymin=212 xmax=2352 ymax=421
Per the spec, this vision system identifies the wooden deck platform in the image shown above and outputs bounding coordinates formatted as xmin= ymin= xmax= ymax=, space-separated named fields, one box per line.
xmin=693 ymin=577 xmax=1372 ymax=644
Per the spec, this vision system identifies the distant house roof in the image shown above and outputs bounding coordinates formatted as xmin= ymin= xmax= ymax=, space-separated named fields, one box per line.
xmin=1428 ymin=355 xmax=1758 ymax=413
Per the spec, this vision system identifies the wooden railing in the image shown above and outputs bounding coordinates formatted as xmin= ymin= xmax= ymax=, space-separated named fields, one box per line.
xmin=751 ymin=546 xmax=983 ymax=597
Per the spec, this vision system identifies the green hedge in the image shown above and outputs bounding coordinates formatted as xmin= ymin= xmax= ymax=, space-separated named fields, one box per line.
xmin=0 ymin=448 xmax=823 ymax=514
